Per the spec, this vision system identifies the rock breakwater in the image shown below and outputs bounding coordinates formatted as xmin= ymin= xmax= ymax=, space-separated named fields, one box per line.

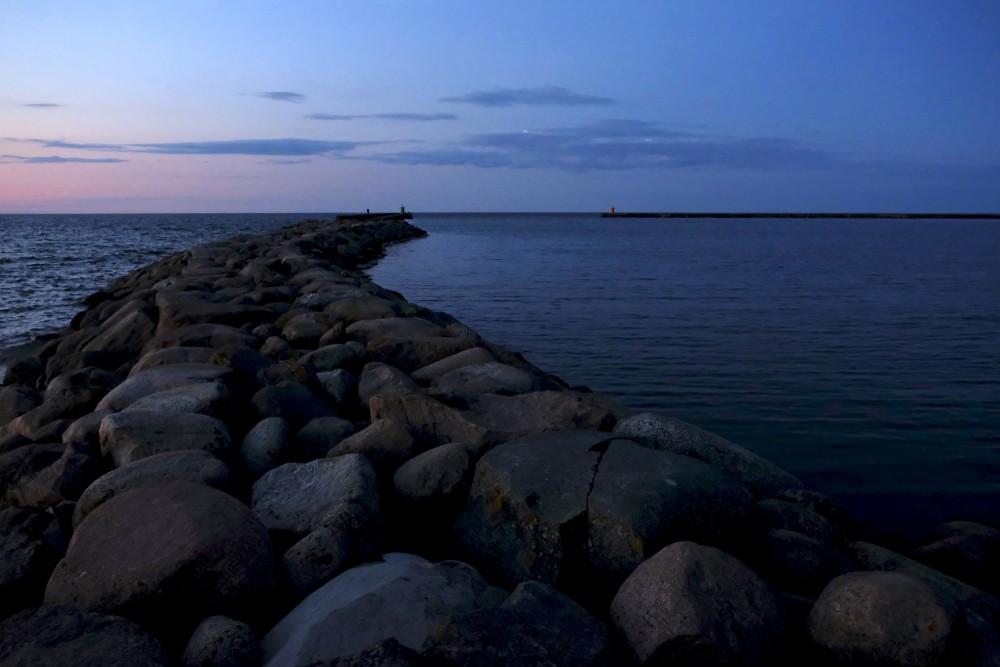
xmin=1 ymin=217 xmax=997 ymax=666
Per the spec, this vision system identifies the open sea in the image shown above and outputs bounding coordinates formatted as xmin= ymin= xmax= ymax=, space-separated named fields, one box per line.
xmin=2 ymin=212 xmax=999 ymax=538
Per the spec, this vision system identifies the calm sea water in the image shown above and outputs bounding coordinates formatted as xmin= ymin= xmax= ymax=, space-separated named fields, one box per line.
xmin=369 ymin=213 xmax=1000 ymax=536
xmin=1 ymin=212 xmax=998 ymax=536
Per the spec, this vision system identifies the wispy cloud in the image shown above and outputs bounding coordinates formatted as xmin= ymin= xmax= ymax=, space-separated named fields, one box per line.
xmin=22 ymin=103 xmax=62 ymax=108
xmin=257 ymin=91 xmax=306 ymax=103
xmin=1 ymin=154 xmax=125 ymax=164
xmin=441 ymin=85 xmax=615 ymax=107
xmin=306 ymin=112 xmax=458 ymax=122
xmin=30 ymin=138 xmax=361 ymax=156
xmin=371 ymin=119 xmax=838 ymax=172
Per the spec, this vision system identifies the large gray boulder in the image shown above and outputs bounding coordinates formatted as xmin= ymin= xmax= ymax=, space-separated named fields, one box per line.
xmin=358 ymin=362 xmax=418 ymax=407
xmin=121 ymin=380 xmax=232 ymax=418
xmin=99 ymin=410 xmax=232 ymax=466
xmin=614 ymin=412 xmax=802 ymax=498
xmin=293 ymin=415 xmax=357 ymax=461
xmin=72 ymin=449 xmax=234 ymax=528
xmin=45 ymin=482 xmax=276 ymax=635
xmin=808 ymin=571 xmax=955 ymax=667
xmin=0 ymin=604 xmax=169 ymax=667
xmin=240 ymin=416 xmax=292 ymax=477
xmin=610 ymin=541 xmax=786 ymax=666
xmin=849 ymin=541 xmax=1000 ymax=627
xmin=260 ymin=553 xmax=489 ymax=666
xmin=587 ymin=438 xmax=753 ymax=580
xmin=454 ymin=430 xmax=608 ymax=588
xmin=251 ymin=455 xmax=379 ymax=542
xmin=392 ymin=440 xmax=480 ymax=504
xmin=96 ymin=363 xmax=233 ymax=411
xmin=411 ymin=346 xmax=497 ymax=383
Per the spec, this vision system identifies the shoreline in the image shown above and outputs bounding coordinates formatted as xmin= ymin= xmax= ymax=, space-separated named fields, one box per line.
xmin=1 ymin=216 xmax=997 ymax=664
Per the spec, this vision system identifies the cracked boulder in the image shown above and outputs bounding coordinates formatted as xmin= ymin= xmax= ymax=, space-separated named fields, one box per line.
xmin=453 ymin=430 xmax=607 ymax=590
xmin=614 ymin=412 xmax=802 ymax=498
xmin=454 ymin=429 xmax=755 ymax=604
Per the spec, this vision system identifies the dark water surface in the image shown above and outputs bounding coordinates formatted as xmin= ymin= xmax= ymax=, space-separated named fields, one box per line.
xmin=1 ymin=212 xmax=997 ymax=537
xmin=370 ymin=213 xmax=1000 ymax=537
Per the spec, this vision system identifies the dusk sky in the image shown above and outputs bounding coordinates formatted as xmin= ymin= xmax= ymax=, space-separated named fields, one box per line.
xmin=2 ymin=1 xmax=998 ymax=213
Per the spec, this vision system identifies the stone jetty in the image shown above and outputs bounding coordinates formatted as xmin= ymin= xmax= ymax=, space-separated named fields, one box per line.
xmin=1 ymin=216 xmax=997 ymax=666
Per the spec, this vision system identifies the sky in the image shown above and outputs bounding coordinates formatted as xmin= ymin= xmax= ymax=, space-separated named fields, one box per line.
xmin=2 ymin=1 xmax=999 ymax=213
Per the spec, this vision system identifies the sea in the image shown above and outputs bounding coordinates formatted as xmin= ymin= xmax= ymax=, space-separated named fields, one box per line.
xmin=2 ymin=212 xmax=998 ymax=538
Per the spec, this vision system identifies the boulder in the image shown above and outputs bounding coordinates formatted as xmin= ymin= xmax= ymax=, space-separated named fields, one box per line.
xmin=0 ymin=604 xmax=169 ymax=667
xmin=280 ymin=312 xmax=338 ymax=346
xmin=392 ymin=441 xmax=479 ymax=504
xmin=0 ymin=506 xmax=63 ymax=619
xmin=155 ymin=289 xmax=272 ymax=332
xmin=99 ymin=410 xmax=232 ymax=467
xmin=300 ymin=344 xmax=362 ymax=372
xmin=366 ymin=336 xmax=478 ymax=373
xmin=316 ymin=369 xmax=358 ymax=409
xmin=240 ymin=416 xmax=292 ymax=477
xmin=465 ymin=390 xmax=616 ymax=438
xmin=849 ymin=541 xmax=1000 ymax=627
xmin=6 ymin=440 xmax=104 ymax=509
xmin=358 ymin=362 xmax=418 ymax=407
xmin=614 ymin=412 xmax=802 ymax=498
xmin=368 ymin=391 xmax=489 ymax=447
xmin=322 ymin=294 xmax=400 ymax=323
xmin=755 ymin=498 xmax=838 ymax=544
xmin=0 ymin=384 xmax=42 ymax=427
xmin=62 ymin=409 xmax=113 ymax=444
xmin=250 ymin=381 xmax=336 ymax=428
xmin=260 ymin=553 xmax=488 ymax=666
xmin=430 ymin=361 xmax=538 ymax=396
xmin=72 ymin=449 xmax=234 ymax=528
xmin=121 ymin=380 xmax=232 ymax=418
xmin=411 ymin=346 xmax=497 ymax=383
xmin=80 ymin=300 xmax=157 ymax=362
xmin=426 ymin=580 xmax=617 ymax=666
xmin=96 ymin=363 xmax=233 ymax=411
xmin=808 ymin=571 xmax=955 ymax=667
xmin=345 ymin=317 xmax=444 ymax=343
xmin=610 ymin=541 xmax=786 ymax=666
xmin=327 ymin=418 xmax=421 ymax=474
xmin=181 ymin=615 xmax=259 ymax=667
xmin=914 ymin=521 xmax=1000 ymax=597
xmin=753 ymin=528 xmax=855 ymax=597
xmin=587 ymin=438 xmax=754 ymax=581
xmin=0 ymin=444 xmax=65 ymax=510
xmin=45 ymin=481 xmax=276 ymax=636
xmin=293 ymin=416 xmax=357 ymax=461
xmin=250 ymin=455 xmax=379 ymax=543
xmin=454 ymin=430 xmax=607 ymax=588
xmin=142 ymin=323 xmax=259 ymax=354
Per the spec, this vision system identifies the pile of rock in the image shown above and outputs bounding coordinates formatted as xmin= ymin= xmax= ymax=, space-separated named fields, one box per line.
xmin=0 ymin=217 xmax=997 ymax=666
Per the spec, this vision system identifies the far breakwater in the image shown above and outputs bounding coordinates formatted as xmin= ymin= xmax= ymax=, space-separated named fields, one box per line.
xmin=1 ymin=216 xmax=998 ymax=665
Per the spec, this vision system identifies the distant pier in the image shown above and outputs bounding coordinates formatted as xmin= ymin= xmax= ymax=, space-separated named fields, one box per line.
xmin=600 ymin=212 xmax=1000 ymax=219
xmin=335 ymin=211 xmax=413 ymax=222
